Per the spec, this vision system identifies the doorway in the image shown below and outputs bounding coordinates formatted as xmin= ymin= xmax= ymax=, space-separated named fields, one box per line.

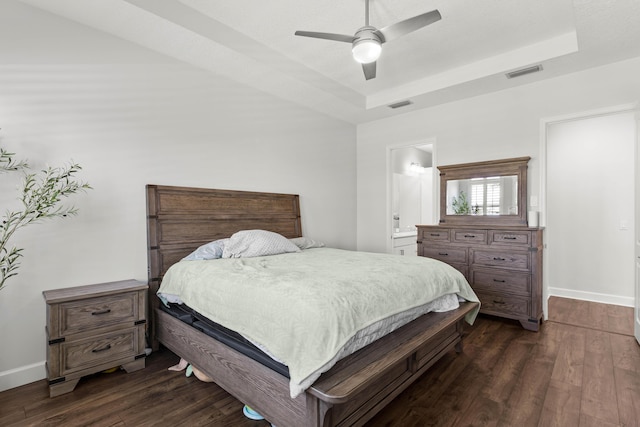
xmin=388 ymin=141 xmax=436 ymax=255
xmin=544 ymin=109 xmax=636 ymax=312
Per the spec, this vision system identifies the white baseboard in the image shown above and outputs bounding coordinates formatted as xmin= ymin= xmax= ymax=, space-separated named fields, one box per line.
xmin=548 ymin=287 xmax=634 ymax=307
xmin=0 ymin=361 xmax=46 ymax=393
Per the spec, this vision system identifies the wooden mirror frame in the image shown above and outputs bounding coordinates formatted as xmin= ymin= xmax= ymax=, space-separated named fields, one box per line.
xmin=438 ymin=156 xmax=530 ymax=227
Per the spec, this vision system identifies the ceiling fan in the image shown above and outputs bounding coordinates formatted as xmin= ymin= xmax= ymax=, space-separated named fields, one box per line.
xmin=294 ymin=0 xmax=441 ymax=80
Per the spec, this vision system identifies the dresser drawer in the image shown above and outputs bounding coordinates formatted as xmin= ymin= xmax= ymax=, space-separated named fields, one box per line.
xmin=420 ymin=228 xmax=450 ymax=242
xmin=489 ymin=230 xmax=532 ymax=246
xmin=452 ymin=229 xmax=487 ymax=245
xmin=471 ymin=249 xmax=530 ymax=270
xmin=471 ymin=268 xmax=530 ymax=295
xmin=476 ymin=291 xmax=529 ymax=317
xmin=60 ymin=327 xmax=141 ymax=375
xmin=421 ymin=245 xmax=467 ymax=264
xmin=58 ymin=293 xmax=139 ymax=336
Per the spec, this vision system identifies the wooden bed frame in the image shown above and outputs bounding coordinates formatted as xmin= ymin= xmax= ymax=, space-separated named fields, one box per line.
xmin=146 ymin=184 xmax=477 ymax=427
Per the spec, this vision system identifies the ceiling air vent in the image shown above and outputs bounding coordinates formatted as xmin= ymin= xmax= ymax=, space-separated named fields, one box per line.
xmin=506 ymin=64 xmax=543 ymax=79
xmin=388 ymin=100 xmax=412 ymax=109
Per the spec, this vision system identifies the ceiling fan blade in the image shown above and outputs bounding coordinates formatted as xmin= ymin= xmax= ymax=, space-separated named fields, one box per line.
xmin=362 ymin=61 xmax=376 ymax=80
xmin=378 ymin=9 xmax=441 ymax=42
xmin=294 ymin=31 xmax=355 ymax=43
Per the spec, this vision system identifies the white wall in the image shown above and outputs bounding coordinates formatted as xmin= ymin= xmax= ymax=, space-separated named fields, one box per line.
xmin=0 ymin=2 xmax=356 ymax=391
xmin=357 ymin=56 xmax=640 ymax=254
xmin=546 ymin=112 xmax=635 ymax=305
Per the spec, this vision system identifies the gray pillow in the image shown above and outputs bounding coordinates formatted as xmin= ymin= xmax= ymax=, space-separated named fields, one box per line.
xmin=289 ymin=237 xmax=325 ymax=250
xmin=222 ymin=230 xmax=301 ymax=258
xmin=182 ymin=238 xmax=229 ymax=261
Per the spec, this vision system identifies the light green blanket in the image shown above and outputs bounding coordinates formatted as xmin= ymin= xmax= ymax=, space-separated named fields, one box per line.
xmin=158 ymin=248 xmax=479 ymax=397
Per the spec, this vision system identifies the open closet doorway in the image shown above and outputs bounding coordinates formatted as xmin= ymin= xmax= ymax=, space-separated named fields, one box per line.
xmin=544 ymin=108 xmax=636 ymax=315
xmin=388 ymin=141 xmax=436 ymax=255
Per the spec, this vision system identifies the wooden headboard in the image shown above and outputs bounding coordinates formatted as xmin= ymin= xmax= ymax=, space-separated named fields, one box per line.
xmin=146 ymin=184 xmax=302 ymax=342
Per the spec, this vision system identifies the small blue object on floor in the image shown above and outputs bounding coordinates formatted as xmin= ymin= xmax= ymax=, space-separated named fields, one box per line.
xmin=242 ymin=405 xmax=264 ymax=421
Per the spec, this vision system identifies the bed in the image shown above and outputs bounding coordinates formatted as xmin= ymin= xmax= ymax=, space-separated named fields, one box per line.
xmin=146 ymin=184 xmax=479 ymax=427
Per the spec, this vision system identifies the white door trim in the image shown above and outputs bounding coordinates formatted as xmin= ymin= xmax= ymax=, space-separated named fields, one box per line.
xmin=540 ymin=103 xmax=638 ymax=321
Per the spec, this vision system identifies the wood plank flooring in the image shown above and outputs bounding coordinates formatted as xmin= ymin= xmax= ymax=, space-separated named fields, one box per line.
xmin=1 ymin=297 xmax=638 ymax=426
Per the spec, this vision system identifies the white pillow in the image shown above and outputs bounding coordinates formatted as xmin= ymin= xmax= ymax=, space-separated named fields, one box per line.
xmin=182 ymin=238 xmax=229 ymax=261
xmin=222 ymin=230 xmax=301 ymax=258
xmin=289 ymin=237 xmax=325 ymax=250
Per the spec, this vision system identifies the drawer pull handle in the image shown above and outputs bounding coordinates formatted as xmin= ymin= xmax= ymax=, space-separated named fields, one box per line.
xmin=464 ymin=234 xmax=476 ymax=238
xmin=493 ymin=300 xmax=506 ymax=305
xmin=92 ymin=344 xmax=112 ymax=353
xmin=493 ymin=279 xmax=506 ymax=283
xmin=503 ymin=236 xmax=517 ymax=240
xmin=493 ymin=257 xmax=506 ymax=261
xmin=91 ymin=309 xmax=111 ymax=316
xmin=430 ymin=233 xmax=440 ymax=236
xmin=438 ymin=252 xmax=449 ymax=256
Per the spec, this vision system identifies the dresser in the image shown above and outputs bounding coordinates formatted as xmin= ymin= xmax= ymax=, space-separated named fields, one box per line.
xmin=43 ymin=279 xmax=148 ymax=397
xmin=417 ymin=225 xmax=543 ymax=331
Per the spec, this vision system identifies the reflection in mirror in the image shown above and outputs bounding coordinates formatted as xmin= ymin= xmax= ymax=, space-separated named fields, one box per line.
xmin=446 ymin=175 xmax=519 ymax=216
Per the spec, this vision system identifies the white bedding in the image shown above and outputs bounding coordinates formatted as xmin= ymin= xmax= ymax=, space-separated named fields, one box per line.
xmin=158 ymin=247 xmax=479 ymax=398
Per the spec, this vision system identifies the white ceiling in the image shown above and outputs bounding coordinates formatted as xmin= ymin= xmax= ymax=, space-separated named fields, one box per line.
xmin=20 ymin=0 xmax=640 ymax=123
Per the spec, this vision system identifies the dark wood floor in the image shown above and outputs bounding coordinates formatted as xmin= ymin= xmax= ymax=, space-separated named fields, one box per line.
xmin=1 ymin=297 xmax=638 ymax=426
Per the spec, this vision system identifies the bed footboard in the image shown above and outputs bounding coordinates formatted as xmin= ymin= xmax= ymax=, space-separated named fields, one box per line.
xmin=156 ymin=302 xmax=477 ymax=427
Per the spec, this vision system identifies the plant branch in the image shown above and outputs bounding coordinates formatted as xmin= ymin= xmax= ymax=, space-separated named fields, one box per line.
xmin=0 ymin=148 xmax=28 ymax=172
xmin=0 ymin=159 xmax=91 ymax=291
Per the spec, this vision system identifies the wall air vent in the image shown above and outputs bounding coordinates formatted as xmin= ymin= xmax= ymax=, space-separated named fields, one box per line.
xmin=506 ymin=64 xmax=543 ymax=79
xmin=388 ymin=100 xmax=412 ymax=109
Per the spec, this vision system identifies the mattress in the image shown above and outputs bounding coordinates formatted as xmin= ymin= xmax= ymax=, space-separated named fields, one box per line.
xmin=158 ymin=302 xmax=290 ymax=377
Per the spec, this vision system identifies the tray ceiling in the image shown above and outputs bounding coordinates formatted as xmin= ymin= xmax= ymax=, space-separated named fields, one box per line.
xmin=19 ymin=0 xmax=640 ymax=123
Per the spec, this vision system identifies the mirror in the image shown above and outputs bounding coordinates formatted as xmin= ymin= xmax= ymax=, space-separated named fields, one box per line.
xmin=446 ymin=176 xmax=519 ymax=215
xmin=439 ymin=157 xmax=529 ymax=226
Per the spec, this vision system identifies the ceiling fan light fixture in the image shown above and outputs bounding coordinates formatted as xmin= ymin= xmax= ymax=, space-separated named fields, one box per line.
xmin=352 ymin=38 xmax=381 ymax=64
xmin=295 ymin=4 xmax=441 ymax=80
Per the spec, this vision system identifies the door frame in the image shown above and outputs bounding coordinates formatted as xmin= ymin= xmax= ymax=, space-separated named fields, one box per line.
xmin=635 ymin=110 xmax=640 ymax=345
xmin=386 ymin=138 xmax=437 ymax=254
xmin=540 ymin=102 xmax=638 ymax=321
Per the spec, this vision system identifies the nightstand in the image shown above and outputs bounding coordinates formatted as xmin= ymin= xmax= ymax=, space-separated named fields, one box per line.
xmin=43 ymin=279 xmax=148 ymax=397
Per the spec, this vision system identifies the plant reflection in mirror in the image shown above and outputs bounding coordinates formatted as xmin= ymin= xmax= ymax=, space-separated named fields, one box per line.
xmin=451 ymin=190 xmax=471 ymax=215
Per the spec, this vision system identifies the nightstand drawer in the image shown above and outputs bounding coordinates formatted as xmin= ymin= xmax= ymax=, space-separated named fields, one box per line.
xmin=61 ymin=327 xmax=140 ymax=375
xmin=58 ymin=293 xmax=139 ymax=336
